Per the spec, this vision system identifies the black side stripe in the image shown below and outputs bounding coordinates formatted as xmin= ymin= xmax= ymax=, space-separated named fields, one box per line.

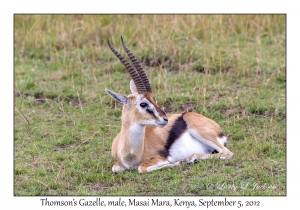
xmin=158 ymin=115 xmax=187 ymax=158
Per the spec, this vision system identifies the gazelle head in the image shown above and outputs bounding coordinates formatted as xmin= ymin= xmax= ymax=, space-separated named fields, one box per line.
xmin=106 ymin=37 xmax=168 ymax=127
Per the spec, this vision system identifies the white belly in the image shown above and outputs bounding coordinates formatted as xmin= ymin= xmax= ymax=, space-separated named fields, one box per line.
xmin=167 ymin=131 xmax=214 ymax=163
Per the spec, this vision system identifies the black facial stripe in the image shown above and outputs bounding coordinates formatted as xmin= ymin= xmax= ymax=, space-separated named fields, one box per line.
xmin=161 ymin=109 xmax=166 ymax=116
xmin=146 ymin=108 xmax=157 ymax=119
xmin=146 ymin=108 xmax=154 ymax=114
xmin=158 ymin=115 xmax=187 ymax=158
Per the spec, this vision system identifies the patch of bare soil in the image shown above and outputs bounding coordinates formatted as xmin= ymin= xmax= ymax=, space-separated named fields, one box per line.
xmin=107 ymin=101 xmax=123 ymax=109
xmin=14 ymin=90 xmax=30 ymax=98
xmin=193 ymin=66 xmax=206 ymax=73
xmin=53 ymin=144 xmax=74 ymax=151
xmin=32 ymin=162 xmax=40 ymax=168
xmin=221 ymin=106 xmax=244 ymax=116
xmin=141 ymin=56 xmax=186 ymax=72
xmin=91 ymin=184 xmax=111 ymax=191
xmin=68 ymin=98 xmax=87 ymax=107
xmin=209 ymin=93 xmax=219 ymax=105
xmin=161 ymin=102 xmax=174 ymax=113
xmin=193 ymin=66 xmax=232 ymax=74
xmin=14 ymin=90 xmax=87 ymax=107
xmin=141 ymin=56 xmax=171 ymax=67
xmin=34 ymin=93 xmax=53 ymax=104
xmin=140 ymin=56 xmax=234 ymax=75
xmin=181 ymin=102 xmax=197 ymax=112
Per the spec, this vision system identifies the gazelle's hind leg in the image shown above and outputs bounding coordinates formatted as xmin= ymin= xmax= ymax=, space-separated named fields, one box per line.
xmin=187 ymin=129 xmax=233 ymax=163
xmin=186 ymin=150 xmax=233 ymax=164
xmin=186 ymin=129 xmax=234 ymax=164
xmin=182 ymin=112 xmax=233 ymax=164
xmin=138 ymin=156 xmax=180 ymax=173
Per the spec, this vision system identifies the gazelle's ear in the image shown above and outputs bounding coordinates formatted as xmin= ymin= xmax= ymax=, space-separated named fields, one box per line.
xmin=129 ymin=79 xmax=138 ymax=94
xmin=105 ymin=89 xmax=130 ymax=107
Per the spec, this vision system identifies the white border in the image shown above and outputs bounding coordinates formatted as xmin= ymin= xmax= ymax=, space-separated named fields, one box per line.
xmin=3 ymin=0 xmax=297 ymax=209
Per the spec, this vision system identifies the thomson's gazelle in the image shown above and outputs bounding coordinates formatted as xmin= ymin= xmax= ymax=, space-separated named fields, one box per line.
xmin=106 ymin=37 xmax=233 ymax=173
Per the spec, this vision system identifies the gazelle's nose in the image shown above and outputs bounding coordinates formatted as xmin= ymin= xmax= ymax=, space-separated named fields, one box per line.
xmin=163 ymin=118 xmax=168 ymax=122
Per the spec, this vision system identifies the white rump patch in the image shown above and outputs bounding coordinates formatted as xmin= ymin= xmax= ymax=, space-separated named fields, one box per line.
xmin=167 ymin=131 xmax=213 ymax=163
xmin=217 ymin=135 xmax=227 ymax=146
xmin=188 ymin=129 xmax=226 ymax=153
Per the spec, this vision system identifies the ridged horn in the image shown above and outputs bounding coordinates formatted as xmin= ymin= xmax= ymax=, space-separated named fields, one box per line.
xmin=107 ymin=39 xmax=147 ymax=94
xmin=121 ymin=36 xmax=152 ymax=92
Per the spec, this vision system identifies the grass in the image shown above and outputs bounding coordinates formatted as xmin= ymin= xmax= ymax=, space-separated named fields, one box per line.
xmin=14 ymin=14 xmax=286 ymax=196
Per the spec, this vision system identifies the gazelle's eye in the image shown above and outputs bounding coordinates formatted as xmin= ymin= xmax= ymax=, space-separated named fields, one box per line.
xmin=140 ymin=103 xmax=148 ymax=108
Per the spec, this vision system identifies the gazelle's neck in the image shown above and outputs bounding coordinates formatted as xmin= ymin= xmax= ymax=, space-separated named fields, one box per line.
xmin=118 ymin=113 xmax=146 ymax=168
xmin=130 ymin=123 xmax=146 ymax=145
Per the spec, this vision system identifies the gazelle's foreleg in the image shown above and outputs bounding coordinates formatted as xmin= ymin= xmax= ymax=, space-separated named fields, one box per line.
xmin=112 ymin=161 xmax=127 ymax=173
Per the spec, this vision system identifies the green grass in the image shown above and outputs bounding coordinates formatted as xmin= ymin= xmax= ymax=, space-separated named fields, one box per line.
xmin=14 ymin=14 xmax=286 ymax=196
